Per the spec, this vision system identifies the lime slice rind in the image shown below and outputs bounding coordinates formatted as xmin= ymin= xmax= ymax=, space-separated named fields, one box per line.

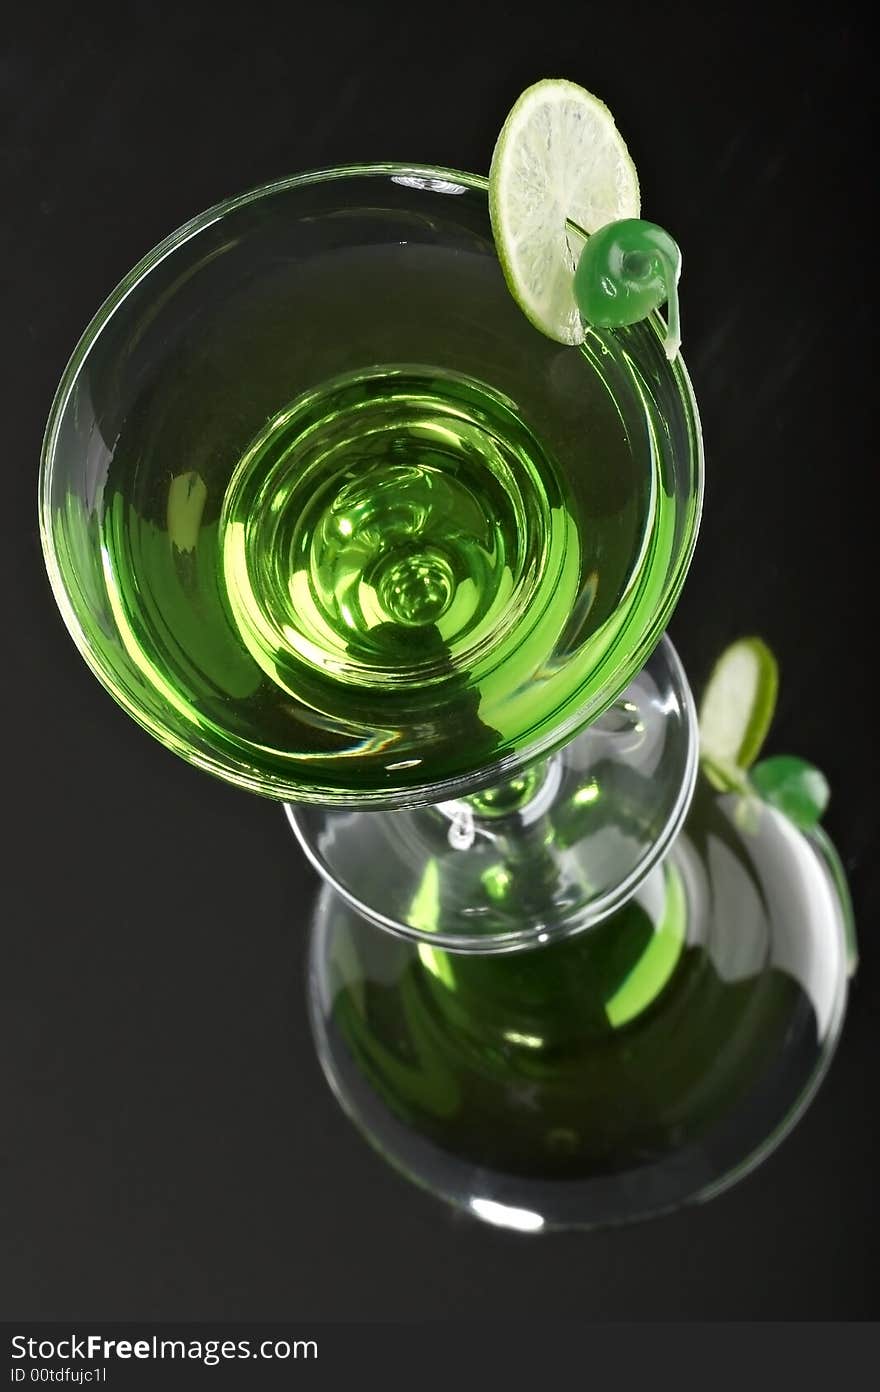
xmin=489 ymin=79 xmax=641 ymax=344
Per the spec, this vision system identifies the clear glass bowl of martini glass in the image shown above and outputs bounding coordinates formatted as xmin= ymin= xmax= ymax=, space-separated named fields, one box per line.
xmin=40 ymin=163 xmax=853 ymax=1230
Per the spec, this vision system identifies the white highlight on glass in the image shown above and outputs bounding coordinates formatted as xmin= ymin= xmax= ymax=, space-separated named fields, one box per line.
xmin=469 ymin=1198 xmax=545 ymax=1232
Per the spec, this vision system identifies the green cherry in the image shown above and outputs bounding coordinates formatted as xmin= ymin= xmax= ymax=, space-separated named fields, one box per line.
xmin=574 ymin=218 xmax=682 ymax=360
xmin=750 ymin=756 xmax=831 ymax=831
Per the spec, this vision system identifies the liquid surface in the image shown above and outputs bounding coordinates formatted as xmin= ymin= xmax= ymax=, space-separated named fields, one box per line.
xmin=46 ymin=175 xmax=699 ymax=801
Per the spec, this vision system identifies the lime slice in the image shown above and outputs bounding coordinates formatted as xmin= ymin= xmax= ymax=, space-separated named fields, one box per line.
xmin=699 ymin=637 xmax=779 ymax=789
xmin=489 ymin=79 xmax=641 ymax=344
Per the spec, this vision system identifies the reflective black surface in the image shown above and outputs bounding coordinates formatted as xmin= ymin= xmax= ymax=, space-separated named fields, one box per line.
xmin=3 ymin=0 xmax=876 ymax=1319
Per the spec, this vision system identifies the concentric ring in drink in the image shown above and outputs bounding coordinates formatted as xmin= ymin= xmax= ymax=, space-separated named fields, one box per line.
xmin=220 ymin=365 xmax=574 ymax=692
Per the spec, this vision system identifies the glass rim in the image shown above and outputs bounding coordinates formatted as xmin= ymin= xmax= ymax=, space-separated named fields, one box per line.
xmin=39 ymin=162 xmax=705 ymax=807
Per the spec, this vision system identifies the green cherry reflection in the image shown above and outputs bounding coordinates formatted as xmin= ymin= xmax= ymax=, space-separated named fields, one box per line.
xmin=574 ymin=219 xmax=682 ymax=361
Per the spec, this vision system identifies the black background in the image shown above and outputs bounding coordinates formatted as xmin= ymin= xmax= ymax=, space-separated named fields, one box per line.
xmin=2 ymin=0 xmax=877 ymax=1322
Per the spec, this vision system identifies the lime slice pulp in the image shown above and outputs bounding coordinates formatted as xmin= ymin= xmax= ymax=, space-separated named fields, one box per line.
xmin=699 ymin=637 xmax=779 ymax=789
xmin=489 ymin=78 xmax=641 ymax=345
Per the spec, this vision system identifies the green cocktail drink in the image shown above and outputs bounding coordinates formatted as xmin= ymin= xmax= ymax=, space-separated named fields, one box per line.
xmin=42 ymin=168 xmax=699 ymax=805
xmin=315 ymin=780 xmax=831 ymax=1197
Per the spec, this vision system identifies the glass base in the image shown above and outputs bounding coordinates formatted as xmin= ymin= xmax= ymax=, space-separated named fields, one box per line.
xmin=287 ymin=638 xmax=698 ymax=952
xmin=307 ymin=779 xmax=854 ymax=1231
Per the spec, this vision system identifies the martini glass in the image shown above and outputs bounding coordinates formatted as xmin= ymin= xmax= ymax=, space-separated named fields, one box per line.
xmin=40 ymin=165 xmax=853 ymax=1229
